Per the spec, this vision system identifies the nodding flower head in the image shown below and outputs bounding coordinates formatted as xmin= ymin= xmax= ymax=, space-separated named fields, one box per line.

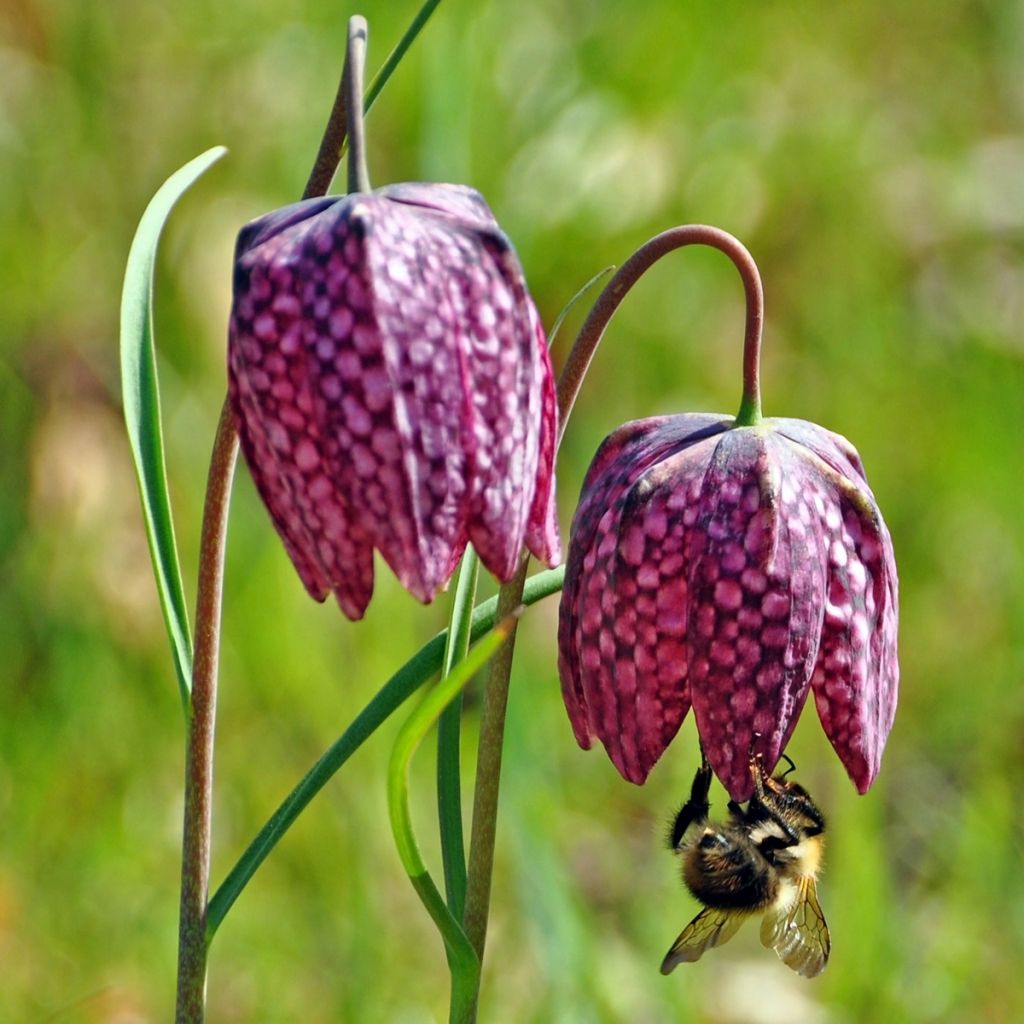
xmin=228 ymin=183 xmax=560 ymax=620
xmin=556 ymin=226 xmax=898 ymax=801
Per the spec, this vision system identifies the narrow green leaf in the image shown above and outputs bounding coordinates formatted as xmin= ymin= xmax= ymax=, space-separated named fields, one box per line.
xmin=437 ymin=547 xmax=480 ymax=920
xmin=119 ymin=146 xmax=227 ymax=708
xmin=364 ymin=0 xmax=443 ymax=115
xmin=387 ymin=618 xmax=515 ymax=1021
xmin=205 ymin=565 xmax=565 ymax=943
xmin=547 ymin=265 xmax=614 ymax=349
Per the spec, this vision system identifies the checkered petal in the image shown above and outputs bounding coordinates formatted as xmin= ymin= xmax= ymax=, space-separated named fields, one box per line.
xmin=229 ymin=184 xmax=560 ymax=619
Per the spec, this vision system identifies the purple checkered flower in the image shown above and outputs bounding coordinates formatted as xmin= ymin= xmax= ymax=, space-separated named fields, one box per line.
xmin=228 ymin=183 xmax=560 ymax=620
xmin=557 ymin=413 xmax=898 ymax=801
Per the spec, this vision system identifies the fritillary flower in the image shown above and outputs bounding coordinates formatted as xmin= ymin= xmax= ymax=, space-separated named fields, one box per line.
xmin=229 ymin=183 xmax=560 ymax=620
xmin=557 ymin=227 xmax=898 ymax=800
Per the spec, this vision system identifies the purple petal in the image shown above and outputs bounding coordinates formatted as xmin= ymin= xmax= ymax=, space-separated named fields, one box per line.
xmin=774 ymin=418 xmax=869 ymax=487
xmin=230 ymin=184 xmax=560 ymax=616
xmin=281 ymin=195 xmax=464 ymax=602
xmin=687 ymin=431 xmax=827 ymax=801
xmin=459 ymin=231 xmax=547 ymax=578
xmin=807 ymin=462 xmax=899 ymax=791
xmin=229 ymin=214 xmax=376 ymax=618
xmin=524 ymin=309 xmax=561 ymax=566
xmin=558 ymin=415 xmax=729 ymax=782
xmin=378 ymin=182 xmax=497 ymax=229
xmin=235 ymin=197 xmax=338 ymax=259
xmin=564 ymin=415 xmax=731 ymax=593
xmin=559 ymin=416 xmax=725 ymax=749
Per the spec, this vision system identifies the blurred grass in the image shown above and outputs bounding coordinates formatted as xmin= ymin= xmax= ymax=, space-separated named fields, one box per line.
xmin=2 ymin=0 xmax=1023 ymax=1021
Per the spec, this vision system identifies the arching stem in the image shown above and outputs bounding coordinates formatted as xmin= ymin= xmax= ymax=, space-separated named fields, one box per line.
xmin=556 ymin=224 xmax=765 ymax=432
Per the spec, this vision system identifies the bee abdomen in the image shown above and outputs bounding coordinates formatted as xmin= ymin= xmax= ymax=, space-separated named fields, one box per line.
xmin=683 ymin=829 xmax=778 ymax=911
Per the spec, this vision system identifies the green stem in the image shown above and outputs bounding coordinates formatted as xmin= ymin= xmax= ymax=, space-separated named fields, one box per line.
xmin=205 ymin=566 xmax=564 ymax=942
xmin=437 ymin=548 xmax=480 ymax=919
xmin=345 ymin=16 xmax=371 ymax=194
xmin=175 ymin=400 xmax=238 ymax=1024
xmin=462 ymin=558 xmax=528 ymax=970
xmin=389 ymin=619 xmax=516 ymax=1024
xmin=557 ymin=224 xmax=765 ymax=437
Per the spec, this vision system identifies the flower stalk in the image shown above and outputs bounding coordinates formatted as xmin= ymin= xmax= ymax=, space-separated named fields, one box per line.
xmin=345 ymin=16 xmax=371 ymax=194
xmin=556 ymin=224 xmax=764 ymax=439
xmin=175 ymin=399 xmax=238 ymax=1023
xmin=462 ymin=558 xmax=529 ymax=968
xmin=459 ymin=262 xmax=629 ymax=987
xmin=163 ymin=3 xmax=485 ymax=1019
xmin=177 ymin=17 xmax=368 ymax=1020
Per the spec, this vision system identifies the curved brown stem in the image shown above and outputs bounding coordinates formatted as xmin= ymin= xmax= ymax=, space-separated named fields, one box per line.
xmin=556 ymin=224 xmax=765 ymax=432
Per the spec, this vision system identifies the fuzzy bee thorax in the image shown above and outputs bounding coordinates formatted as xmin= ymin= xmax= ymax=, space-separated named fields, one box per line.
xmin=663 ymin=754 xmax=831 ymax=978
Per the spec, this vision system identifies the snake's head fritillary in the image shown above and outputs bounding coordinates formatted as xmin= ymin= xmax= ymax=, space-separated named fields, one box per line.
xmin=229 ymin=183 xmax=560 ymax=619
xmin=557 ymin=414 xmax=898 ymax=801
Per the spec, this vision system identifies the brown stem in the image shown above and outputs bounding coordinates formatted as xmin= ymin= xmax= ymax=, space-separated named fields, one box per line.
xmin=460 ymin=225 xmax=764 ymax=1009
xmin=175 ymin=30 xmax=355 ymax=1019
xmin=175 ymin=28 xmax=354 ymax=1020
xmin=556 ymin=224 xmax=765 ymax=433
xmin=302 ymin=62 xmax=350 ymax=198
xmin=174 ymin=399 xmax=238 ymax=1023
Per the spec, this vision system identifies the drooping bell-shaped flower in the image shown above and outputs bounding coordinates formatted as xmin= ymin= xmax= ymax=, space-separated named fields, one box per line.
xmin=228 ymin=182 xmax=560 ymax=620
xmin=557 ymin=226 xmax=898 ymax=801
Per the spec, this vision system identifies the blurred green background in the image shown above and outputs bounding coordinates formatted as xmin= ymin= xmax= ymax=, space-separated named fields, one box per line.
xmin=2 ymin=0 xmax=1023 ymax=1021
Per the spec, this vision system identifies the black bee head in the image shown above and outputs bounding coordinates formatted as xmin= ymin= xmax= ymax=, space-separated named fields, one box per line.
xmin=749 ymin=754 xmax=826 ymax=839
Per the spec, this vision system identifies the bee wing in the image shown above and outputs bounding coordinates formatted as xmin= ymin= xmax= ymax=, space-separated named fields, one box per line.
xmin=660 ymin=907 xmax=746 ymax=974
xmin=759 ymin=875 xmax=830 ymax=978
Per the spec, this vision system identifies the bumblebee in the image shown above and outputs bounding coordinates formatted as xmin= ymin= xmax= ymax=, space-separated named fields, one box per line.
xmin=661 ymin=752 xmax=830 ymax=978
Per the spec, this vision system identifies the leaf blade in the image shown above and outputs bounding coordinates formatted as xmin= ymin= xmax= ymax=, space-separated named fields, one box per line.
xmin=119 ymin=146 xmax=227 ymax=707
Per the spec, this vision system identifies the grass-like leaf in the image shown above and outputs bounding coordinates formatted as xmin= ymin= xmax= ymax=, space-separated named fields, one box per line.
xmin=388 ymin=617 xmax=517 ymax=1023
xmin=205 ymin=565 xmax=565 ymax=943
xmin=547 ymin=265 xmax=614 ymax=349
xmin=437 ymin=547 xmax=480 ymax=920
xmin=119 ymin=146 xmax=227 ymax=709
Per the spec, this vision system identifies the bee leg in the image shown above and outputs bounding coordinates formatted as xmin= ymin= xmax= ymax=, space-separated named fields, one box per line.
xmin=750 ymin=752 xmax=769 ymax=799
xmin=669 ymin=758 xmax=713 ymax=851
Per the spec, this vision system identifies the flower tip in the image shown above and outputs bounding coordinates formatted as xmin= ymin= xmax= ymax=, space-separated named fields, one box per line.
xmin=840 ymin=749 xmax=879 ymax=795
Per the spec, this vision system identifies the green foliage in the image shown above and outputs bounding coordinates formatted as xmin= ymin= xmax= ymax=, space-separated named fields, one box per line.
xmin=119 ymin=146 xmax=226 ymax=708
xmin=3 ymin=0 xmax=1023 ymax=1021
